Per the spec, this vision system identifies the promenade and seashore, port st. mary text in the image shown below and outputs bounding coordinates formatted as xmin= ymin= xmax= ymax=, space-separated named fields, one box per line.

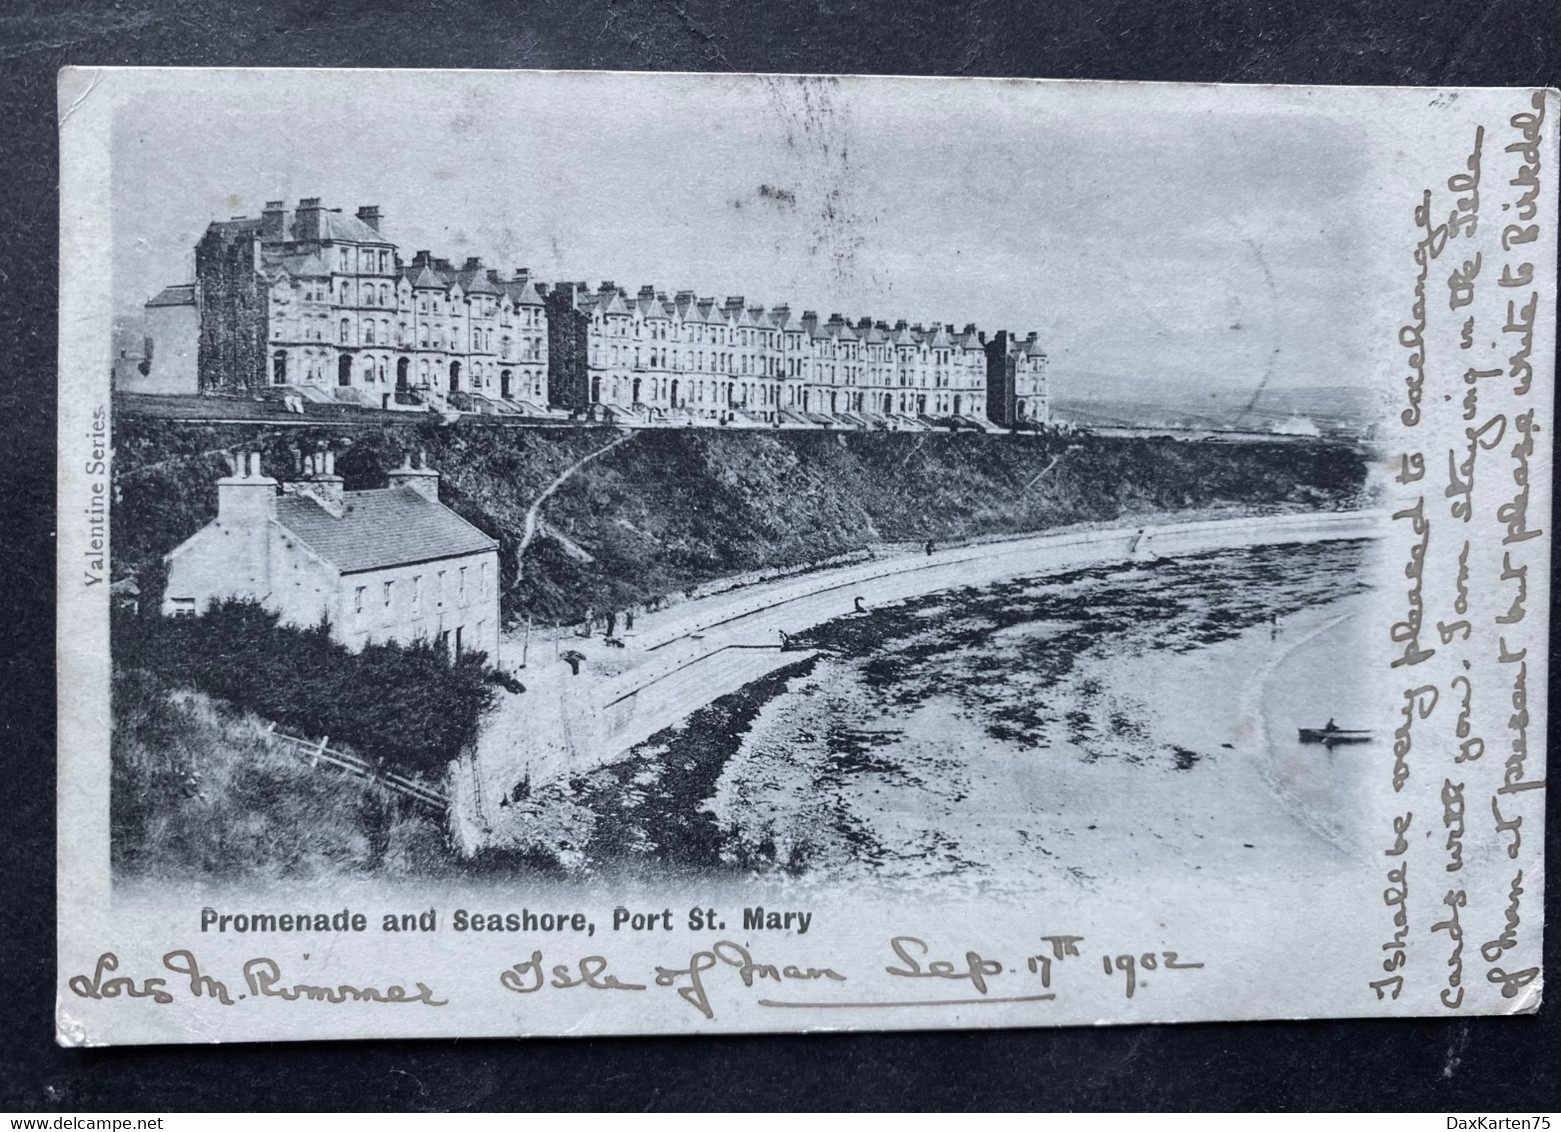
xmin=55 ymin=69 xmax=1555 ymax=1044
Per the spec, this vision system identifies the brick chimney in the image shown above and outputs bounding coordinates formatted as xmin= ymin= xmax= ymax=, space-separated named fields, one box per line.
xmin=355 ymin=204 xmax=382 ymax=231
xmin=464 ymin=256 xmax=483 ymax=271
xmin=638 ymin=285 xmax=657 ymax=301
xmin=388 ymin=450 xmax=440 ymax=502
xmin=261 ymin=201 xmax=286 ymax=241
xmin=294 ymin=197 xmax=324 ymax=241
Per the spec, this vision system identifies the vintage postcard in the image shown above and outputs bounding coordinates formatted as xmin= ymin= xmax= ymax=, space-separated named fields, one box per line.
xmin=57 ymin=69 xmax=1554 ymax=1044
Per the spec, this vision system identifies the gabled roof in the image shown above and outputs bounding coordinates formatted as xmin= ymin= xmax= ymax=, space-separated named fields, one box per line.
xmin=274 ymin=487 xmax=496 ymax=574
xmin=597 ymin=289 xmax=631 ymax=316
xmin=502 ymin=277 xmax=546 ymax=306
xmin=146 ymin=284 xmax=196 ymax=308
xmin=410 ymin=265 xmax=446 ymax=290
xmin=460 ymin=269 xmax=500 ymax=296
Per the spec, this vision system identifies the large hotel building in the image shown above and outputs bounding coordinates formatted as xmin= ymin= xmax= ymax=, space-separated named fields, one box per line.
xmin=124 ymin=198 xmax=1048 ymax=428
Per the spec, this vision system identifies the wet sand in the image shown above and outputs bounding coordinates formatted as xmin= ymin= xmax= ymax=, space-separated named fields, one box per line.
xmin=567 ymin=540 xmax=1383 ymax=898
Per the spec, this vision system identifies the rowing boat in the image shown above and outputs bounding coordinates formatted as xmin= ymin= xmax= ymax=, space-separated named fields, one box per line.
xmin=1298 ymin=727 xmax=1372 ymax=745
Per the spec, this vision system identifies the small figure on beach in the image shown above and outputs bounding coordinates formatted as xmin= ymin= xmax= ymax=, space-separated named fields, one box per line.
xmin=925 ymin=539 xmax=936 ymax=556
xmin=854 ymin=595 xmax=868 ymax=614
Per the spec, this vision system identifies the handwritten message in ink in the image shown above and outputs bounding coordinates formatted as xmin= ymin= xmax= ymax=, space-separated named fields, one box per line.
xmin=1380 ymin=90 xmax=1551 ymax=1013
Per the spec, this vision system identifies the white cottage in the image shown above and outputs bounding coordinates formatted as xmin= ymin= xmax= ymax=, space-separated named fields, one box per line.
xmin=163 ymin=452 xmax=500 ymax=660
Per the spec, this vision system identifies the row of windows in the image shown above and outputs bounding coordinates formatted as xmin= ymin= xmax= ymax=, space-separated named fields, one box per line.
xmin=339 ymin=247 xmax=394 ymax=275
xmin=280 ymin=280 xmax=544 ymax=327
xmin=352 ymin=562 xmax=491 ymax=621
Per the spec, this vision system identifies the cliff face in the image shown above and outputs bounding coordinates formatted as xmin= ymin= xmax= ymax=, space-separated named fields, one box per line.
xmin=113 ymin=418 xmax=1370 ymax=626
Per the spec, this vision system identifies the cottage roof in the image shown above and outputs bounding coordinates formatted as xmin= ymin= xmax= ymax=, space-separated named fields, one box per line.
xmin=410 ymin=264 xmax=446 ymax=290
xmin=274 ymin=487 xmax=496 ymax=574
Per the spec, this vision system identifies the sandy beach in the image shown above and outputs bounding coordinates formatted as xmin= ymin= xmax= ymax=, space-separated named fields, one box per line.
xmin=550 ymin=539 xmax=1385 ymax=901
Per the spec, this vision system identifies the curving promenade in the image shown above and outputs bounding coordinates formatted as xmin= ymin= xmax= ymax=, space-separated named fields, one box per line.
xmin=455 ymin=508 xmax=1385 ymax=850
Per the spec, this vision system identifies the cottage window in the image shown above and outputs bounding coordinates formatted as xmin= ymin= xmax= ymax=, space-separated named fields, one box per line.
xmin=459 ymin=567 xmax=468 ymax=605
xmin=354 ymin=586 xmax=365 ymax=615
xmin=168 ymin=597 xmax=196 ymax=617
xmin=383 ymin=580 xmax=394 ymax=608
xmin=412 ymin=575 xmax=422 ymax=615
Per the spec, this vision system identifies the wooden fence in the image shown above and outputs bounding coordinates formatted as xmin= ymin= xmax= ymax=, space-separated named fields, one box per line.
xmin=266 ymin=725 xmax=448 ymax=811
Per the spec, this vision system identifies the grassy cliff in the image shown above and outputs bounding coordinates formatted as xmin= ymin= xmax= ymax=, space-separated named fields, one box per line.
xmin=113 ymin=416 xmax=1370 ymax=626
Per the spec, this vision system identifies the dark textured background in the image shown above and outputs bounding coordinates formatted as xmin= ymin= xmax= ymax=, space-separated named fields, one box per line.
xmin=3 ymin=0 xmax=1558 ymax=1112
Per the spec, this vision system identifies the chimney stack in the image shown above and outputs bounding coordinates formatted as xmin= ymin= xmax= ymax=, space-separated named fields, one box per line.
xmin=282 ymin=448 xmax=345 ymax=514
xmin=295 ymin=197 xmax=324 ymax=241
xmin=355 ymin=204 xmax=382 ymax=231
xmin=261 ymin=201 xmax=286 ymax=241
xmin=388 ymin=450 xmax=440 ymax=502
xmin=216 ymin=450 xmax=278 ymax=526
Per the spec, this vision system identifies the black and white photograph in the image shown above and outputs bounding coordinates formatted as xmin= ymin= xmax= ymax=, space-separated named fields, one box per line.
xmin=55 ymin=68 xmax=1553 ymax=1044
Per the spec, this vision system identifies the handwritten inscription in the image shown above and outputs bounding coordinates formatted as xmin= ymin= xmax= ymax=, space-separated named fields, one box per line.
xmin=68 ymin=951 xmax=447 ymax=1007
xmin=1378 ymin=90 xmax=1549 ymax=1013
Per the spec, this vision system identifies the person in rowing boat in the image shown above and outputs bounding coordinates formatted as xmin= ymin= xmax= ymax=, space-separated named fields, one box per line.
xmin=1325 ymin=718 xmax=1337 ymax=733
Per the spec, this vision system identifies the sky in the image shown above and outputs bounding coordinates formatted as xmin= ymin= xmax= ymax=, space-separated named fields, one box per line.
xmin=107 ymin=70 xmax=1416 ymax=394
